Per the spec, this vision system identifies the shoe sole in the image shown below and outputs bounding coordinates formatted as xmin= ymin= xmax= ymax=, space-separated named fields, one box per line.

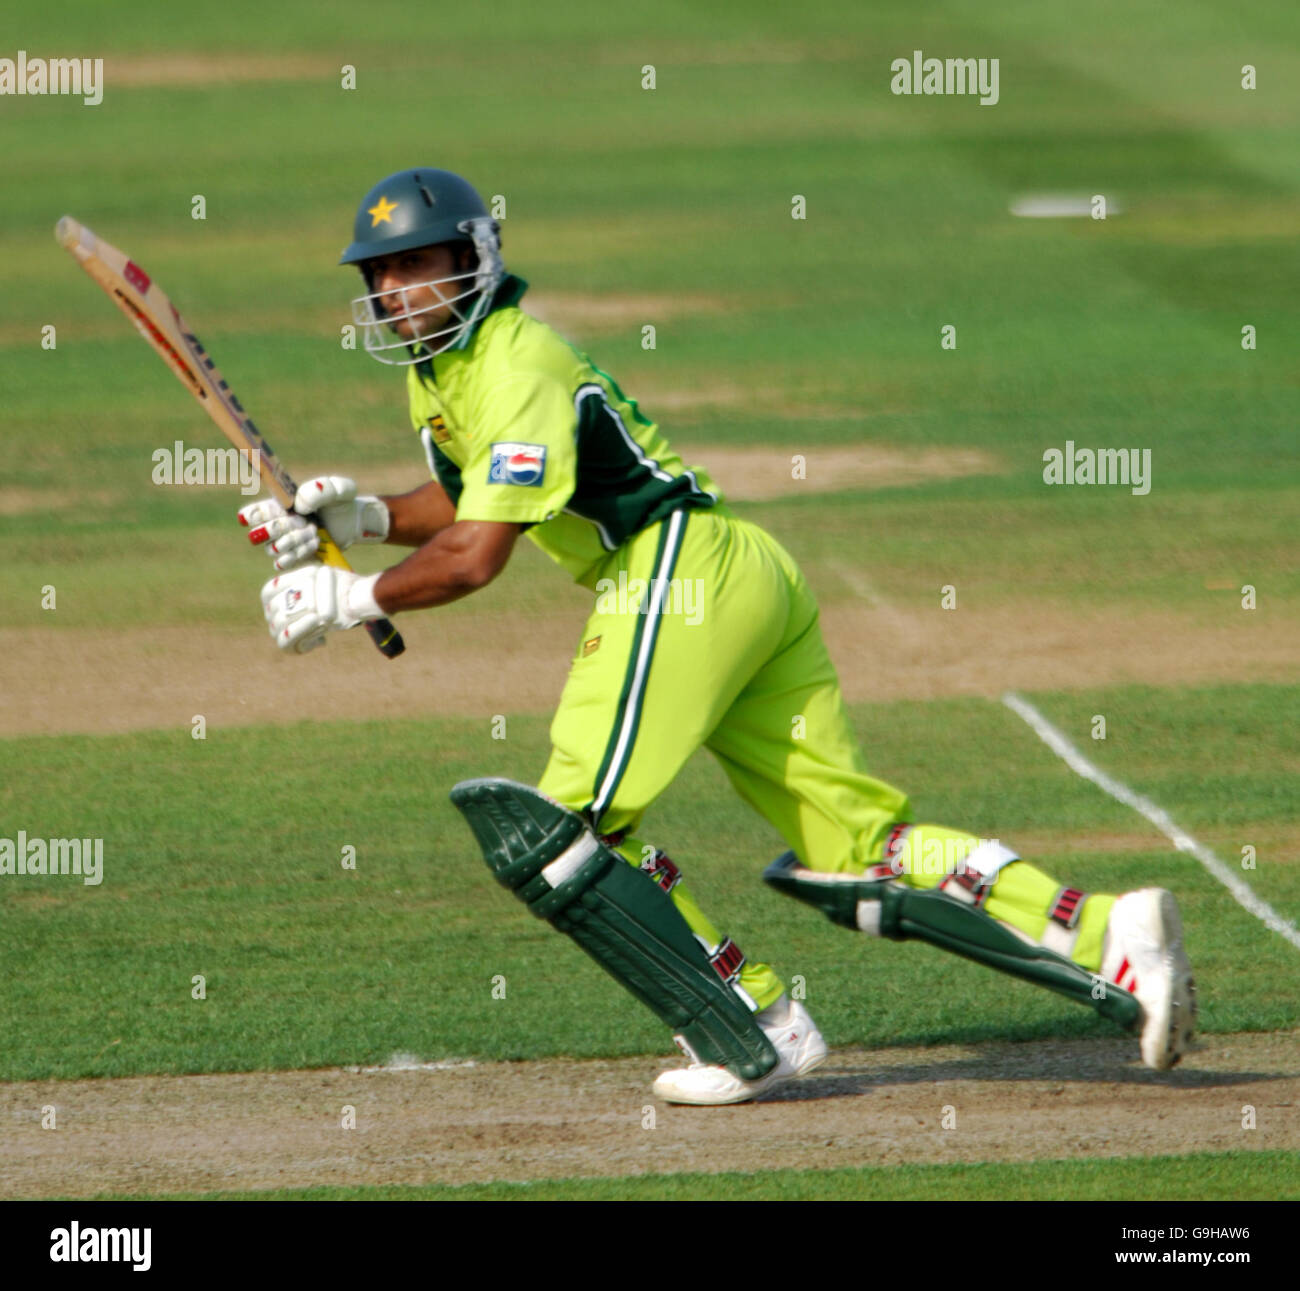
xmin=654 ymin=1041 xmax=831 ymax=1106
xmin=793 ymin=1043 xmax=829 ymax=1078
xmin=1145 ymin=890 xmax=1197 ymax=1070
xmin=652 ymin=1071 xmax=781 ymax=1106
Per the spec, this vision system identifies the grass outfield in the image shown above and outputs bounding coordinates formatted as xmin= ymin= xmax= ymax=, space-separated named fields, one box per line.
xmin=0 ymin=683 xmax=1294 ymax=1082
xmin=100 ymin=1151 xmax=1300 ymax=1202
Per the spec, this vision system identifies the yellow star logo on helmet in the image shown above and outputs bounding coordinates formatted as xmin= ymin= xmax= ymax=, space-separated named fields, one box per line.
xmin=367 ymin=196 xmax=398 ymax=227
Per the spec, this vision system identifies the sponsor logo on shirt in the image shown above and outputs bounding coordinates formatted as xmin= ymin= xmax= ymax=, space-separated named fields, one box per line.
xmin=428 ymin=414 xmax=452 ymax=445
xmin=488 ymin=441 xmax=546 ymax=487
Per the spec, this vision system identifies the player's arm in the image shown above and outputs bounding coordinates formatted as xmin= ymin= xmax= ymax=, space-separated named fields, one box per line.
xmin=380 ymin=478 xmax=458 ymax=546
xmin=374 ymin=519 xmax=521 ymax=611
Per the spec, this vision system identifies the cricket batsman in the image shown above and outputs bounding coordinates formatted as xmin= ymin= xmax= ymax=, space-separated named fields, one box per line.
xmin=242 ymin=168 xmax=1197 ymax=1103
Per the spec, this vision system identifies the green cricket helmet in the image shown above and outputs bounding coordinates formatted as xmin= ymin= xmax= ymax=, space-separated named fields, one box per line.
xmin=341 ymin=167 xmax=505 ymax=364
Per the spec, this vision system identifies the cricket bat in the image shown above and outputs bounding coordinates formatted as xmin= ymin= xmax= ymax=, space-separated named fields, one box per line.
xmin=55 ymin=215 xmax=405 ymax=659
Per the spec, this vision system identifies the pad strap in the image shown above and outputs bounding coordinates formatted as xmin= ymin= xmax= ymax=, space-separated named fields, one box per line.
xmin=641 ymin=848 xmax=682 ymax=894
xmin=1040 ymin=886 xmax=1088 ymax=957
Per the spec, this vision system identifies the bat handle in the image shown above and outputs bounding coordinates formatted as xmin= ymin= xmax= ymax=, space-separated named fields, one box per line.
xmin=313 ymin=523 xmax=406 ymax=660
xmin=364 ymin=617 xmax=406 ymax=658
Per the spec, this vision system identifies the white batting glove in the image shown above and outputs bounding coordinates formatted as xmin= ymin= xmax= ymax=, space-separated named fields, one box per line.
xmin=238 ymin=476 xmax=389 ymax=572
xmin=260 ymin=565 xmax=386 ymax=654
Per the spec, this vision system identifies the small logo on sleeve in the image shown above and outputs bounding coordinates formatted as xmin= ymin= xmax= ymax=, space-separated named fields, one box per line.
xmin=488 ymin=442 xmax=546 ymax=487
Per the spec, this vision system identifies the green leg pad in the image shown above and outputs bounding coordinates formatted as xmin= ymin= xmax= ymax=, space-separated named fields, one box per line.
xmin=451 ymin=778 xmax=779 ymax=1081
xmin=764 ymin=852 xmax=1140 ymax=1030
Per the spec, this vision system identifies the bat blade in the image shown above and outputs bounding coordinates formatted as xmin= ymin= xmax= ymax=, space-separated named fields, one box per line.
xmin=56 ymin=216 xmax=404 ymax=659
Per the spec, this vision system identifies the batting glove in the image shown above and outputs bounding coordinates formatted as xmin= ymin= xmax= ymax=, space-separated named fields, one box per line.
xmin=261 ymin=565 xmax=386 ymax=654
xmin=239 ymin=476 xmax=390 ymax=572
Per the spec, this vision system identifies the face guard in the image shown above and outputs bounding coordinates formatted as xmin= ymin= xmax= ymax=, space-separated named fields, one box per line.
xmin=351 ymin=216 xmax=504 ymax=366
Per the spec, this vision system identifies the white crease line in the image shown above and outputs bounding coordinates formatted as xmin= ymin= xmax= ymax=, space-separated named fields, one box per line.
xmin=1002 ymin=691 xmax=1300 ymax=952
xmin=343 ymin=1059 xmax=479 ymax=1074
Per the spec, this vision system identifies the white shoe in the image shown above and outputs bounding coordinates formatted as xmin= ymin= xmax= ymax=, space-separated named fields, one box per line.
xmin=1100 ymin=888 xmax=1197 ymax=1070
xmin=652 ymin=998 xmax=828 ymax=1105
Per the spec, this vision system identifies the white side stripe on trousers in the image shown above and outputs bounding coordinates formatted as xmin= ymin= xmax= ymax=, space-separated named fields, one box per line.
xmin=590 ymin=509 xmax=686 ymax=823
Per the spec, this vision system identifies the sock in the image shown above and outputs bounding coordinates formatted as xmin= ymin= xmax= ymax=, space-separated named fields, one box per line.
xmin=756 ymin=994 xmax=794 ymax=1029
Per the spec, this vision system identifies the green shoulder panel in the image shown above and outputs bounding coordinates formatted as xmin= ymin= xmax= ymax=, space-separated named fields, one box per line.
xmin=428 ymin=437 xmax=464 ymax=506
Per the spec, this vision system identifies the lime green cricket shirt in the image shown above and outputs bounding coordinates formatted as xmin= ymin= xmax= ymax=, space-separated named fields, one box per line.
xmin=405 ymin=275 xmax=720 ymax=585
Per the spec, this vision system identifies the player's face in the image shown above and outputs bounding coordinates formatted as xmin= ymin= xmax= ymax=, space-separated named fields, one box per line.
xmin=367 ymin=245 xmax=463 ymax=340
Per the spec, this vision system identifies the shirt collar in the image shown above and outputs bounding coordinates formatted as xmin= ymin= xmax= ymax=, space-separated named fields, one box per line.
xmin=418 ymin=273 xmax=528 ymax=381
xmin=488 ymin=273 xmax=529 ymax=312
xmin=457 ymin=272 xmax=529 ymax=346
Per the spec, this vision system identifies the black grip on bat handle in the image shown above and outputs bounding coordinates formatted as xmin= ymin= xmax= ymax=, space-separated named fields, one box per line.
xmin=365 ymin=617 xmax=406 ymax=659
xmin=302 ymin=514 xmax=406 ymax=660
